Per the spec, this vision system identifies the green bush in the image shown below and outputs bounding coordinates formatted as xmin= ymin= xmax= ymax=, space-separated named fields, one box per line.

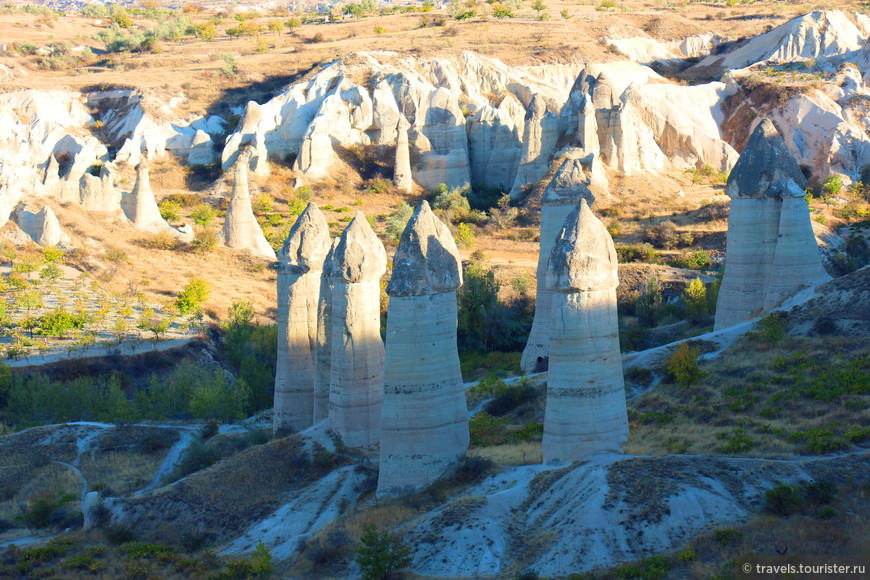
xmin=175 ymin=278 xmax=209 ymax=315
xmin=20 ymin=492 xmax=77 ymax=529
xmin=457 ymin=260 xmax=533 ymax=353
xmin=468 ymin=412 xmax=510 ymax=446
xmin=764 ymin=483 xmax=802 ymax=516
xmin=158 ymin=199 xmax=182 ymax=222
xmin=666 ymin=343 xmax=704 ymax=387
xmin=635 ymin=275 xmax=664 ymax=326
xmin=190 ymin=204 xmax=217 ymax=227
xmin=716 ymin=428 xmax=754 ymax=454
xmin=355 ymin=524 xmax=412 ymax=580
xmin=758 ymin=312 xmax=788 ymax=344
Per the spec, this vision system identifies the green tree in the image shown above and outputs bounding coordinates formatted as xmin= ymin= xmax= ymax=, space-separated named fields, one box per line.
xmin=666 ymin=342 xmax=705 ymax=387
xmin=385 ymin=202 xmax=413 ymax=242
xmin=682 ymin=277 xmax=708 ymax=321
xmin=531 ymin=0 xmax=546 ymax=15
xmin=176 ymin=278 xmax=210 ymax=315
xmin=111 ymin=9 xmax=133 ymax=27
xmin=355 ymin=524 xmax=413 ymax=580
xmin=284 ymin=17 xmax=301 ymax=32
xmin=190 ymin=203 xmax=217 ymax=227
xmin=456 ymin=222 xmax=475 ymax=248
xmin=635 ymin=275 xmax=663 ymax=327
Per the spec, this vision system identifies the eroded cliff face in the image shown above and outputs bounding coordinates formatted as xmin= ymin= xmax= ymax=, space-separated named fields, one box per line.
xmin=6 ymin=11 xmax=870 ymax=252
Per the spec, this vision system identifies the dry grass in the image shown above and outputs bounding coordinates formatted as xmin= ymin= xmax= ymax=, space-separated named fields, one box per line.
xmin=624 ymin=334 xmax=870 ymax=458
xmin=78 ymin=451 xmax=164 ymax=496
xmin=470 ymin=441 xmax=542 ymax=465
xmin=0 ymin=462 xmax=81 ymax=525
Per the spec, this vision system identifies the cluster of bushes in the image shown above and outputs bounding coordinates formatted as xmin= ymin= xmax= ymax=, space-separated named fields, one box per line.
xmin=95 ymin=15 xmax=195 ymax=53
xmin=764 ymin=479 xmax=837 ymax=517
xmin=0 ymin=360 xmax=249 ymax=428
xmin=7 ymin=535 xmax=273 ymax=579
xmin=457 ymin=259 xmax=533 ymax=354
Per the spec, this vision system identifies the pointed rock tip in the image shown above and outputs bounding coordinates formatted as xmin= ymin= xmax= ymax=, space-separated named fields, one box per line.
xmin=727 ymin=118 xmax=807 ymax=198
xmin=386 ymin=201 xmax=462 ymax=297
xmin=546 ymin=198 xmax=619 ymax=293
xmin=280 ymin=202 xmax=331 ymax=273
xmin=328 ymin=212 xmax=386 ymax=283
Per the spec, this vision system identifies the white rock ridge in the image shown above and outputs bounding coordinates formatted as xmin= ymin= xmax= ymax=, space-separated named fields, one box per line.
xmin=714 ymin=119 xmax=830 ymax=330
xmin=543 ymin=199 xmax=628 ymax=463
xmin=326 ymin=213 xmax=387 ymax=449
xmin=378 ymin=201 xmax=468 ymax=496
xmin=274 ymin=202 xmax=332 ymax=433
xmin=221 ymin=153 xmax=277 ymax=260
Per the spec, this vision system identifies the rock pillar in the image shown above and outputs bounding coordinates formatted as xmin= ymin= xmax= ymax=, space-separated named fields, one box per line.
xmin=121 ymin=159 xmax=169 ymax=232
xmin=378 ymin=201 xmax=468 ymax=496
xmin=327 ymin=213 xmax=387 ymax=448
xmin=521 ymin=158 xmax=597 ymax=373
xmin=274 ymin=202 xmax=331 ymax=434
xmin=542 ymin=199 xmax=627 ymax=463
xmin=222 ymin=152 xmax=276 ymax=260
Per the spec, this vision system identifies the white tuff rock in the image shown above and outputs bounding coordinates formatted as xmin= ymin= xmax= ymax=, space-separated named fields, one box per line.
xmin=121 ymin=159 xmax=171 ymax=233
xmin=522 ymin=157 xmax=597 ymax=374
xmin=715 ymin=119 xmax=830 ymax=329
xmin=274 ymin=202 xmax=332 ymax=433
xmin=221 ymin=154 xmax=277 ymax=260
xmin=313 ymin=238 xmax=340 ymax=423
xmin=378 ymin=201 xmax=468 ymax=495
xmin=327 ymin=213 xmax=387 ymax=448
xmin=543 ymin=199 xmax=628 ymax=463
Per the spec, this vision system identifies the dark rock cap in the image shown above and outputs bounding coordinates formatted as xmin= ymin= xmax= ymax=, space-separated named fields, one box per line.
xmin=280 ymin=202 xmax=331 ymax=273
xmin=727 ymin=119 xmax=808 ymax=198
xmin=547 ymin=199 xmax=619 ymax=292
xmin=386 ymin=201 xmax=463 ymax=297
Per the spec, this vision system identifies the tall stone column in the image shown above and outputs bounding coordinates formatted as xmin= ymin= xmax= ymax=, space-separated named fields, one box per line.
xmin=274 ymin=202 xmax=331 ymax=434
xmin=543 ymin=199 xmax=627 ymax=463
xmin=327 ymin=213 xmax=387 ymax=448
xmin=378 ymin=201 xmax=468 ymax=496
xmin=521 ymin=161 xmax=596 ymax=374
xmin=764 ymin=181 xmax=829 ymax=309
xmin=222 ymin=151 xmax=276 ymax=260
xmin=313 ymin=237 xmax=340 ymax=423
xmin=393 ymin=117 xmax=413 ymax=193
xmin=714 ymin=119 xmax=821 ymax=329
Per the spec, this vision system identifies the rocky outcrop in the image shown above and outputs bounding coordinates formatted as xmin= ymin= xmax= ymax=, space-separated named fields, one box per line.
xmin=543 ymin=199 xmax=627 ymax=463
xmin=522 ymin=156 xmax=597 ymax=373
xmin=79 ymin=164 xmax=121 ymax=212
xmin=509 ymin=96 xmax=560 ymax=198
xmin=467 ymin=94 xmax=524 ymax=190
xmin=693 ymin=10 xmax=870 ymax=74
xmin=221 ymin=154 xmax=276 ymax=260
xmin=714 ymin=119 xmax=830 ymax=329
xmin=14 ymin=205 xmax=70 ymax=247
xmin=274 ymin=203 xmax=332 ymax=433
xmin=326 ymin=213 xmax=387 ymax=449
xmin=314 ymin=238 xmax=340 ymax=423
xmin=378 ymin=201 xmax=467 ymax=496
xmin=413 ymin=88 xmax=471 ymax=190
xmin=121 ymin=159 xmax=170 ymax=233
